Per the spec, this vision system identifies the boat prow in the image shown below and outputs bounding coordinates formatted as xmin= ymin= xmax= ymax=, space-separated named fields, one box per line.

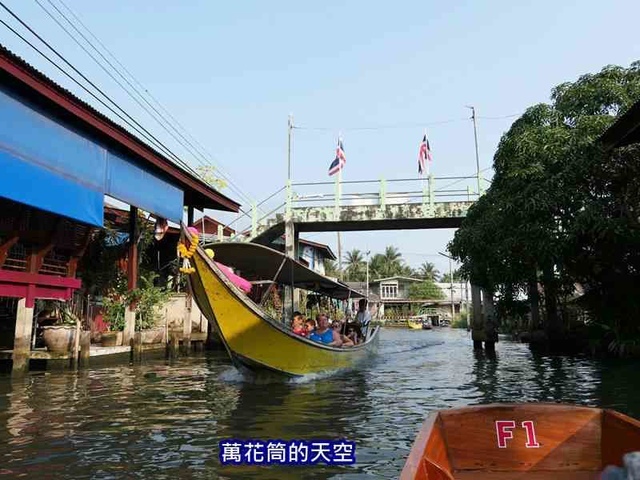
xmin=401 ymin=403 xmax=640 ymax=479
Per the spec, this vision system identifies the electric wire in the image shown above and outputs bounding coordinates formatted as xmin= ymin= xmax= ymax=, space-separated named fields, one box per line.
xmin=0 ymin=1 xmax=200 ymax=177
xmin=41 ymin=0 xmax=261 ymax=211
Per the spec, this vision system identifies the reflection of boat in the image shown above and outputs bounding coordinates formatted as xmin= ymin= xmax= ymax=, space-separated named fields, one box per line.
xmin=183 ymin=227 xmax=380 ymax=377
xmin=400 ymin=403 xmax=640 ymax=479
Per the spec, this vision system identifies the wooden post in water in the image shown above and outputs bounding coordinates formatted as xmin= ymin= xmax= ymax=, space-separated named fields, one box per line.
xmin=130 ymin=331 xmax=143 ymax=363
xmin=79 ymin=331 xmax=90 ymax=367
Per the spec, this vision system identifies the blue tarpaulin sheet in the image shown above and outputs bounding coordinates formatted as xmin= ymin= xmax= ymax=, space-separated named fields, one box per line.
xmin=0 ymin=87 xmax=184 ymax=224
xmin=0 ymin=149 xmax=104 ymax=226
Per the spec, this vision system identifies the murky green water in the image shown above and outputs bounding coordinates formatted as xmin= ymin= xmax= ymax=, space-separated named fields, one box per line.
xmin=1 ymin=328 xmax=639 ymax=479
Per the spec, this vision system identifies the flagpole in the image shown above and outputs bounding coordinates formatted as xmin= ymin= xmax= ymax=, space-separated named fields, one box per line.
xmin=336 ymin=133 xmax=343 ymax=279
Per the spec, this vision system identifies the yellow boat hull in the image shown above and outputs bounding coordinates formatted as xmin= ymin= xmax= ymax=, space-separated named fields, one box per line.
xmin=189 ymin=248 xmax=379 ymax=377
xmin=407 ymin=320 xmax=423 ymax=330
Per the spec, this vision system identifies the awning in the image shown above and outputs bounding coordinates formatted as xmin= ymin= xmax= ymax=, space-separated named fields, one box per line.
xmin=207 ymin=242 xmax=363 ymax=300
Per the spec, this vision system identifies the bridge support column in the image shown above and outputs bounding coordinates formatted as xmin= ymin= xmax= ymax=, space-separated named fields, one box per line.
xmin=283 ymin=219 xmax=299 ymax=322
xmin=470 ymin=285 xmax=483 ymax=350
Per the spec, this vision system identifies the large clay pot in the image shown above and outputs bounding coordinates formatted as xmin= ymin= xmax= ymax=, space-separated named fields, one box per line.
xmin=42 ymin=325 xmax=76 ymax=353
xmin=100 ymin=331 xmax=122 ymax=347
xmin=141 ymin=328 xmax=164 ymax=344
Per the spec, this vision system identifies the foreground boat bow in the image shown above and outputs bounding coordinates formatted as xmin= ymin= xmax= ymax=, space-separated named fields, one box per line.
xmin=401 ymin=403 xmax=640 ymax=479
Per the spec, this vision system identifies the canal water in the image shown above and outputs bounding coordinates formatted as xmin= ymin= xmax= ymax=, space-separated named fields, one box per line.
xmin=1 ymin=328 xmax=639 ymax=479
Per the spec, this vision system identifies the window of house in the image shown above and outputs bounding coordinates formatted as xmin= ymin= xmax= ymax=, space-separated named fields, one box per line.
xmin=380 ymin=282 xmax=398 ymax=299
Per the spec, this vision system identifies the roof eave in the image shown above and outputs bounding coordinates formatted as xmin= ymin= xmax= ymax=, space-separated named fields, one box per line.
xmin=0 ymin=44 xmax=240 ymax=213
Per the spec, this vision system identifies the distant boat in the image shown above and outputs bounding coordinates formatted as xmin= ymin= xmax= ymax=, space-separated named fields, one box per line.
xmin=408 ymin=319 xmax=423 ymax=330
xmin=182 ymin=226 xmax=380 ymax=377
xmin=400 ymin=403 xmax=640 ymax=479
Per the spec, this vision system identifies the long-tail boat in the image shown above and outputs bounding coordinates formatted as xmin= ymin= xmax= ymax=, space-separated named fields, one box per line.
xmin=400 ymin=403 xmax=640 ymax=479
xmin=179 ymin=226 xmax=380 ymax=377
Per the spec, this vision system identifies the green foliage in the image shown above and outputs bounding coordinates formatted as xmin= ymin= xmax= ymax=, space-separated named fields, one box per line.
xmin=440 ymin=269 xmax=462 ymax=283
xmin=418 ymin=262 xmax=440 ymax=281
xmin=408 ymin=279 xmax=444 ymax=300
xmin=343 ymin=249 xmax=366 ymax=281
xmin=449 ymin=60 xmax=640 ymax=355
xmin=196 ymin=165 xmax=227 ymax=190
xmin=451 ymin=313 xmax=468 ymax=329
xmin=323 ymin=258 xmax=340 ymax=278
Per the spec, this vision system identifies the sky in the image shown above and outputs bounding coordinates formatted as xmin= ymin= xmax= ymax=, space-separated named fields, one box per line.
xmin=1 ymin=0 xmax=639 ymax=276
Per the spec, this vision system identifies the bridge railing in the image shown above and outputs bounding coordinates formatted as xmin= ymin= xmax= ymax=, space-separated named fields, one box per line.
xmin=286 ymin=175 xmax=481 ymax=217
xmin=220 ymin=175 xmax=484 ymax=242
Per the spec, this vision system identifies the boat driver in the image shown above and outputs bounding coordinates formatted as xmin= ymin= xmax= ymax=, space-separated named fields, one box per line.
xmin=309 ymin=314 xmax=342 ymax=347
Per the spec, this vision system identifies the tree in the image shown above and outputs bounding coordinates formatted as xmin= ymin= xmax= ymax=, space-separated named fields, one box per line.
xmin=343 ymin=249 xmax=366 ymax=281
xmin=440 ymin=269 xmax=462 ymax=283
xmin=196 ymin=165 xmax=227 ymax=190
xmin=368 ymin=246 xmax=407 ymax=279
xmin=408 ymin=280 xmax=445 ymax=300
xmin=449 ymin=61 xmax=640 ymax=354
xmin=418 ymin=261 xmax=439 ymax=281
xmin=323 ymin=258 xmax=341 ymax=278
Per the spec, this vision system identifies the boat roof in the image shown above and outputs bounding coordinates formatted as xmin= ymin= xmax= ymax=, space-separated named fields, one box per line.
xmin=208 ymin=242 xmax=364 ymax=300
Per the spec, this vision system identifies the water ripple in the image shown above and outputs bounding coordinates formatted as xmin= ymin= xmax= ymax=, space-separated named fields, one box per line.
xmin=1 ymin=329 xmax=640 ymax=478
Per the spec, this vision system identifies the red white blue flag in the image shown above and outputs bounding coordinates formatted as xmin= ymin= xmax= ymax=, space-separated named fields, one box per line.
xmin=328 ymin=138 xmax=346 ymax=176
xmin=418 ymin=134 xmax=432 ymax=175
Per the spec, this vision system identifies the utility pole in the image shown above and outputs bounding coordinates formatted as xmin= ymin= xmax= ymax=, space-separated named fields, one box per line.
xmin=439 ymin=251 xmax=456 ymax=323
xmin=337 ymin=232 xmax=342 ymax=279
xmin=287 ymin=114 xmax=293 ymax=182
xmin=365 ymin=250 xmax=370 ymax=300
xmin=466 ymin=106 xmax=481 ymax=195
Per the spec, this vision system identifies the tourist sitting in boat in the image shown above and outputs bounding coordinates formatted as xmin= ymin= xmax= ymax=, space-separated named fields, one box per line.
xmin=308 ymin=314 xmax=342 ymax=346
xmin=305 ymin=318 xmax=316 ymax=335
xmin=346 ymin=325 xmax=359 ymax=344
xmin=291 ymin=312 xmax=306 ymax=336
xmin=332 ymin=321 xmax=355 ymax=347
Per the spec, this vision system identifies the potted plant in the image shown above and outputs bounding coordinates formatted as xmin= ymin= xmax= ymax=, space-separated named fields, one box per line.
xmin=40 ymin=302 xmax=79 ymax=353
xmin=131 ymin=272 xmax=170 ymax=344
xmin=101 ymin=292 xmax=126 ymax=346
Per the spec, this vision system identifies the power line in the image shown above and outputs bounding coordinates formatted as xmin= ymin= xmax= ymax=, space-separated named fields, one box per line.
xmin=0 ymin=1 xmax=200 ymax=177
xmin=292 ymin=113 xmax=521 ymax=132
xmin=0 ymin=17 xmax=189 ymax=172
xmin=35 ymin=0 xmax=258 ymax=210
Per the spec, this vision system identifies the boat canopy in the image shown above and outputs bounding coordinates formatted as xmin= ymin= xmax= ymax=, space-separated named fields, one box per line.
xmin=207 ymin=242 xmax=364 ymax=300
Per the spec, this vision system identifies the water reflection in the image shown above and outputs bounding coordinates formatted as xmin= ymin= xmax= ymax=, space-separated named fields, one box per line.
xmin=0 ymin=329 xmax=639 ymax=479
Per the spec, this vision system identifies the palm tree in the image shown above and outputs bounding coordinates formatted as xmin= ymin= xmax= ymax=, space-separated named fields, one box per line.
xmin=343 ymin=249 xmax=365 ymax=281
xmin=380 ymin=246 xmax=400 ymax=276
xmin=419 ymin=261 xmax=440 ymax=281
xmin=441 ymin=269 xmax=462 ymax=283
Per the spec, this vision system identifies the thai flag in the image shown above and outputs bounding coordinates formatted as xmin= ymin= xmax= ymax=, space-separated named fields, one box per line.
xmin=418 ymin=134 xmax=432 ymax=175
xmin=328 ymin=139 xmax=346 ymax=176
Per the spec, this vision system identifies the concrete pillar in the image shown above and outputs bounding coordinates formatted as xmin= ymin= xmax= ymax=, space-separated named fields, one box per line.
xmin=283 ymin=219 xmax=297 ymax=323
xmin=471 ymin=285 xmax=483 ymax=350
xmin=483 ymin=289 xmax=497 ymax=352
xmin=123 ymin=307 xmax=135 ymax=347
xmin=12 ymin=298 xmax=34 ymax=374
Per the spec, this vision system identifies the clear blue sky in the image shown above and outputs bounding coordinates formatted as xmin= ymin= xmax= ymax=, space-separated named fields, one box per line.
xmin=2 ymin=0 xmax=639 ymax=276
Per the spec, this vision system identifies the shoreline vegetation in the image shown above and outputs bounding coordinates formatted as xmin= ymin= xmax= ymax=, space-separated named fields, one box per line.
xmin=448 ymin=61 xmax=640 ymax=358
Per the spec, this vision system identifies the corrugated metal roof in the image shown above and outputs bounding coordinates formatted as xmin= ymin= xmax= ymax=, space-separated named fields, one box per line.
xmin=0 ymin=42 xmax=240 ymax=212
